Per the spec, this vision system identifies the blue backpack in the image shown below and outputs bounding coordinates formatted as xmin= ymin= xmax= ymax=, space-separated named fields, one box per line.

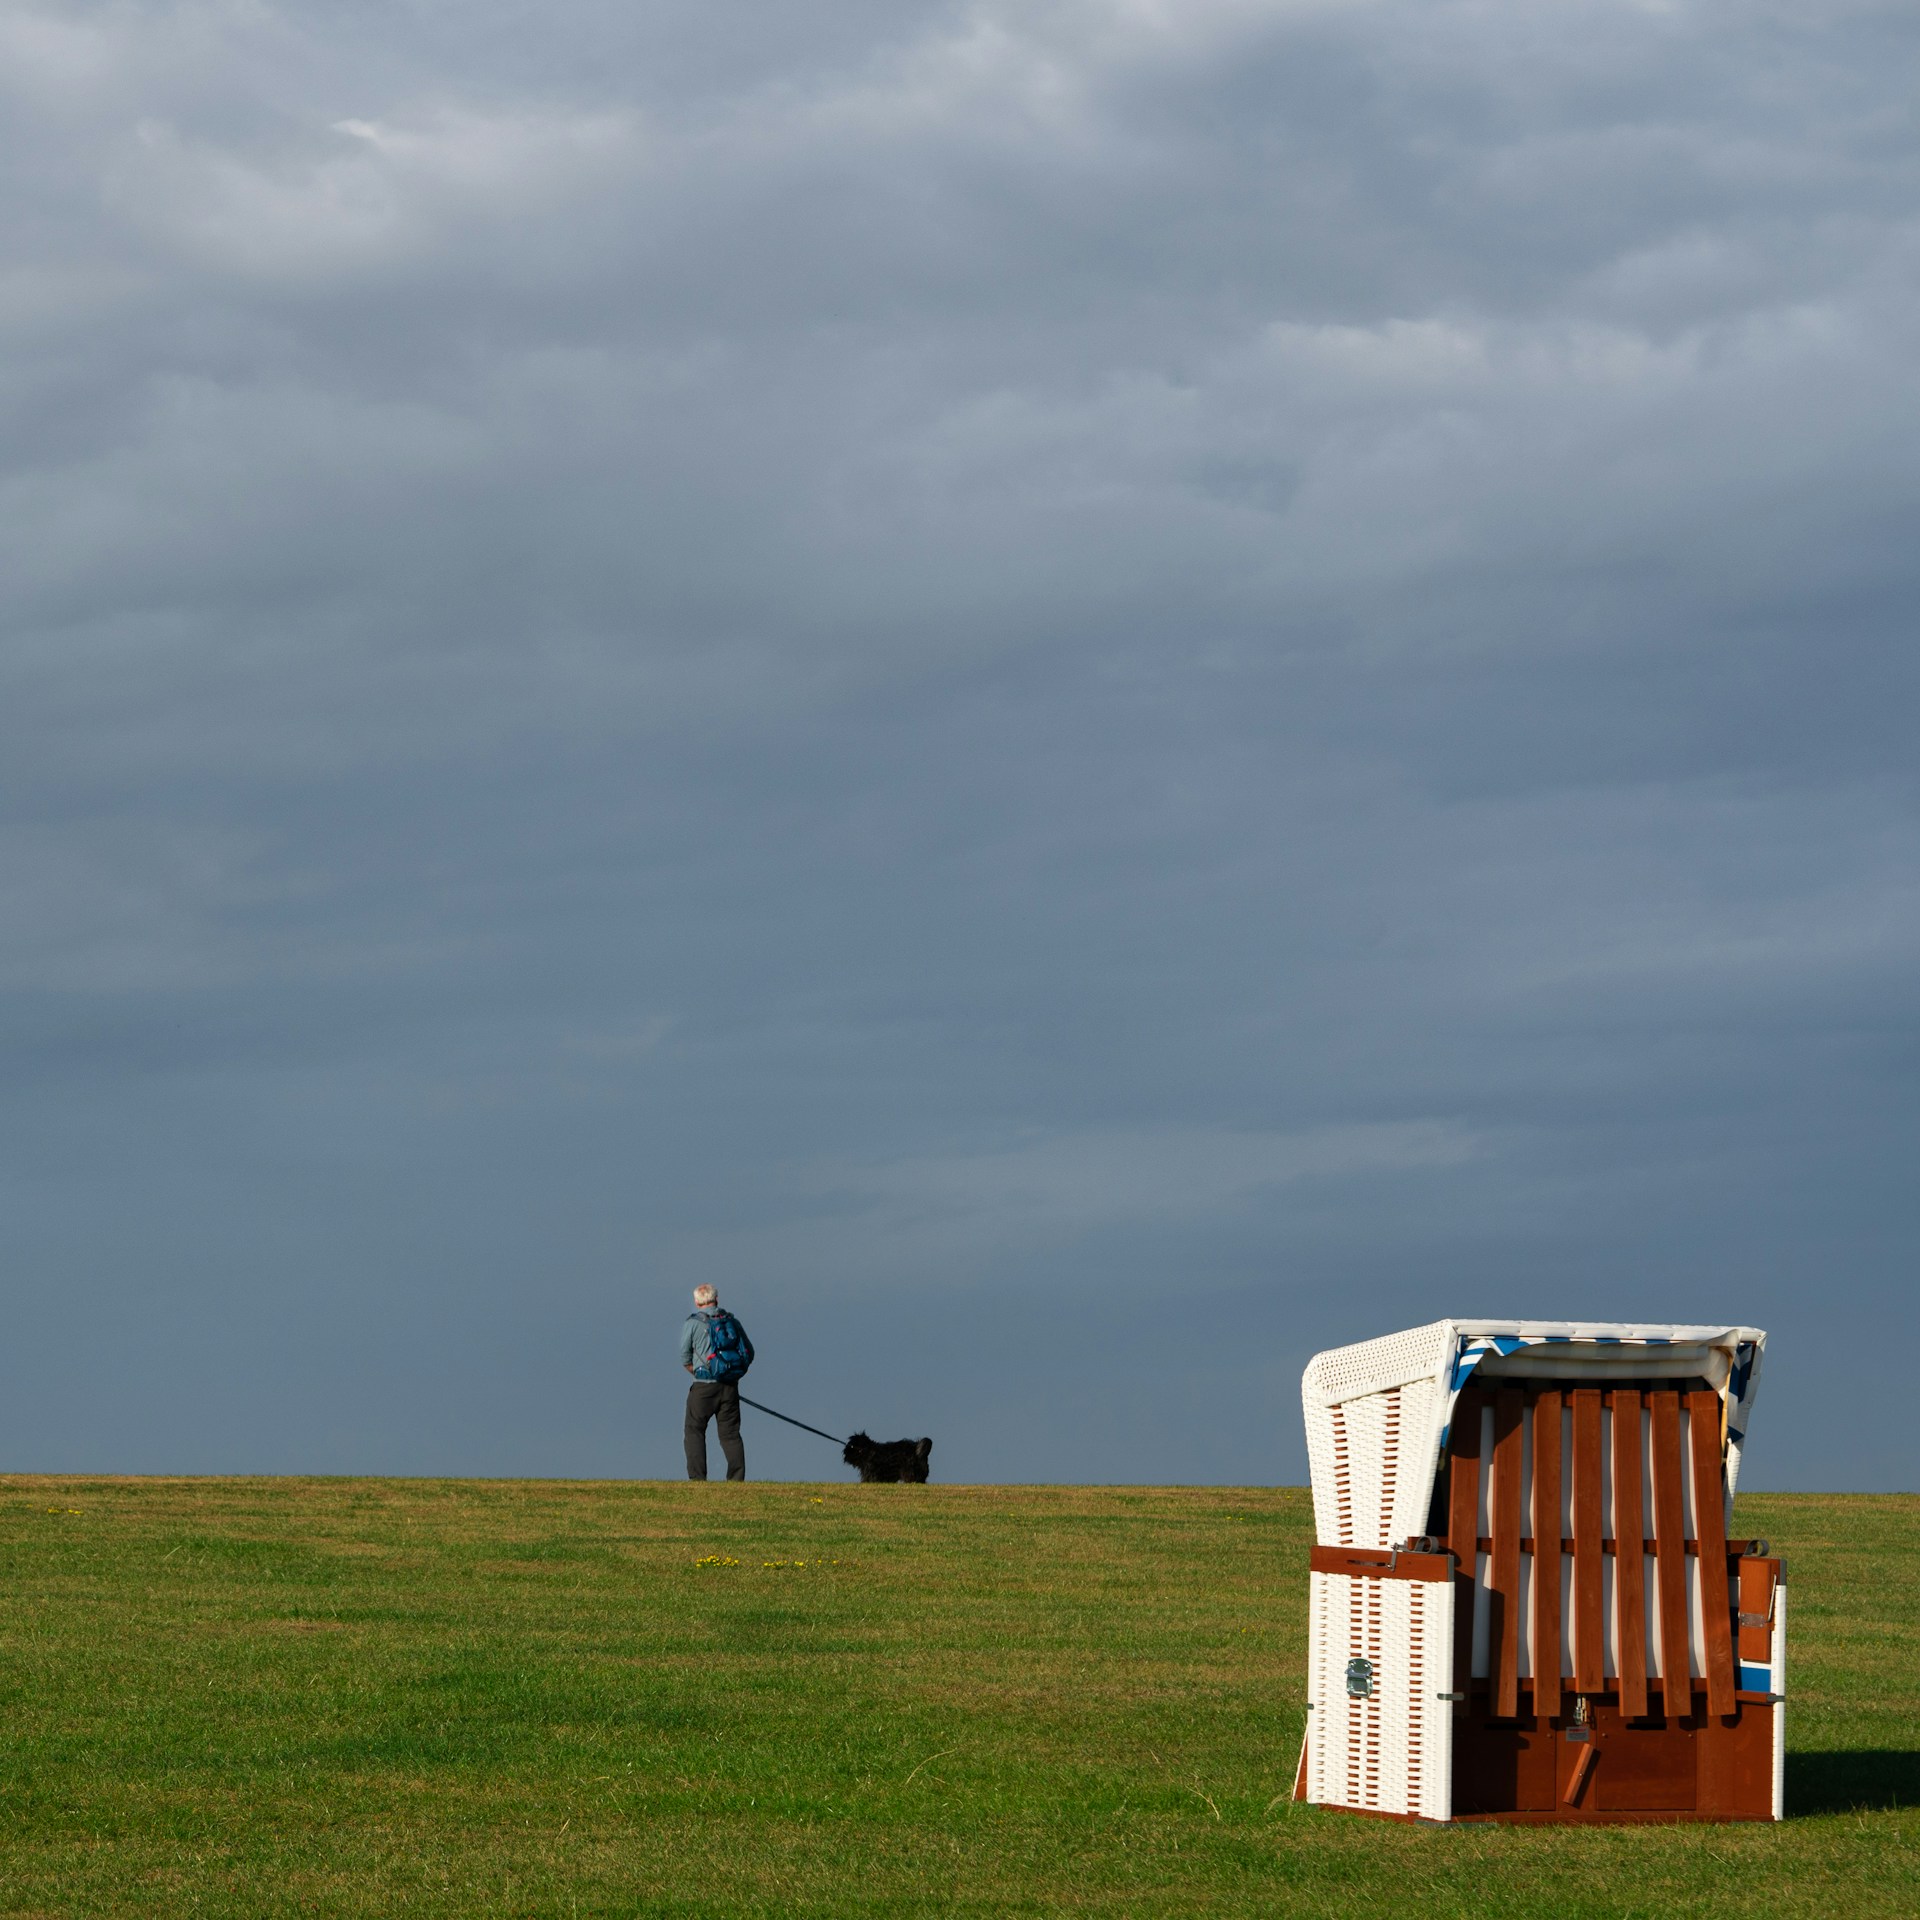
xmin=701 ymin=1309 xmax=753 ymax=1383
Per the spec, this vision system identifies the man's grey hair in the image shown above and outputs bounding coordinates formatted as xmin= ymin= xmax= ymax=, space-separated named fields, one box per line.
xmin=692 ymin=1284 xmax=718 ymax=1308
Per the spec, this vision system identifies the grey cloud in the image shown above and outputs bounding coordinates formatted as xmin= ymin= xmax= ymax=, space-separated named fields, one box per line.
xmin=798 ymin=1120 xmax=1483 ymax=1233
xmin=1 ymin=0 xmax=1915 ymax=1488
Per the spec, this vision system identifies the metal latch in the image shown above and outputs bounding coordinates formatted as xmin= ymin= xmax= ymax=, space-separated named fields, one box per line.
xmin=1346 ymin=1657 xmax=1374 ymax=1698
xmin=1738 ymin=1611 xmax=1770 ymax=1629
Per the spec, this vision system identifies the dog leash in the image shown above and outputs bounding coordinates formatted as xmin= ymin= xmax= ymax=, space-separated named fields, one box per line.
xmin=736 ymin=1394 xmax=847 ymax=1448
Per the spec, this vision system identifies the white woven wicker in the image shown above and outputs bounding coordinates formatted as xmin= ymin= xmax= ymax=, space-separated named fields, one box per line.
xmin=1305 ymin=1568 xmax=1453 ymax=1821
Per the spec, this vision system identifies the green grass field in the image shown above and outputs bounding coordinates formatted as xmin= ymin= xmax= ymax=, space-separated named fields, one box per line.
xmin=2 ymin=1477 xmax=1915 ymax=1918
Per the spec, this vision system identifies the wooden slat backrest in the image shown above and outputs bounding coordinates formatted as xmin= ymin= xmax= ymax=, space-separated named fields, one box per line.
xmin=1611 ymin=1388 xmax=1649 ymax=1718
xmin=1648 ymin=1390 xmax=1692 ymax=1708
xmin=1570 ymin=1388 xmax=1605 ymax=1694
xmin=1531 ymin=1388 xmax=1563 ymax=1720
xmin=1490 ymin=1387 xmax=1525 ymax=1718
xmin=1447 ymin=1388 xmax=1483 ymax=1566
xmin=1443 ymin=1377 xmax=1737 ymax=1725
xmin=1688 ymin=1386 xmax=1737 ymax=1715
xmin=1447 ymin=1389 xmax=1483 ymax=1707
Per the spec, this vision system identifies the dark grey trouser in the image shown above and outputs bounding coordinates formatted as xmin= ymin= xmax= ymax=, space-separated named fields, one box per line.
xmin=684 ymin=1380 xmax=745 ymax=1481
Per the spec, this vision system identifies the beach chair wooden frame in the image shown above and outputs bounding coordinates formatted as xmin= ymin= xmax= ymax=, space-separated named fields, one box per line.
xmin=1297 ymin=1320 xmax=1782 ymax=1823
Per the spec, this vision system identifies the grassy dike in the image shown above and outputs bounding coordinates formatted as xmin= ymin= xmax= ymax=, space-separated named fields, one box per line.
xmin=1 ymin=1477 xmax=1915 ymax=1917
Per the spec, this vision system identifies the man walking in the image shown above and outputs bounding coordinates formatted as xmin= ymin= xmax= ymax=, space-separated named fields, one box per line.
xmin=681 ymin=1284 xmax=753 ymax=1480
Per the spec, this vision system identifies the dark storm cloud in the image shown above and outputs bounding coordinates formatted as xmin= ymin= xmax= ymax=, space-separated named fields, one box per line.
xmin=2 ymin=1 xmax=1915 ymax=1486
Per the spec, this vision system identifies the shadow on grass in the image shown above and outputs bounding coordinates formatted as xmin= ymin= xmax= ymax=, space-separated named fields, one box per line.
xmin=1788 ymin=1750 xmax=1920 ymax=1814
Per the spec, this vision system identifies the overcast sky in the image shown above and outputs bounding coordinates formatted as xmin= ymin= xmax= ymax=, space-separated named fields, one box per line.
xmin=3 ymin=0 xmax=1915 ymax=1489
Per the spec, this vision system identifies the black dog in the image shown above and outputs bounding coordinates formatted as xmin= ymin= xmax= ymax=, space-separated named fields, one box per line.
xmin=843 ymin=1433 xmax=933 ymax=1484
